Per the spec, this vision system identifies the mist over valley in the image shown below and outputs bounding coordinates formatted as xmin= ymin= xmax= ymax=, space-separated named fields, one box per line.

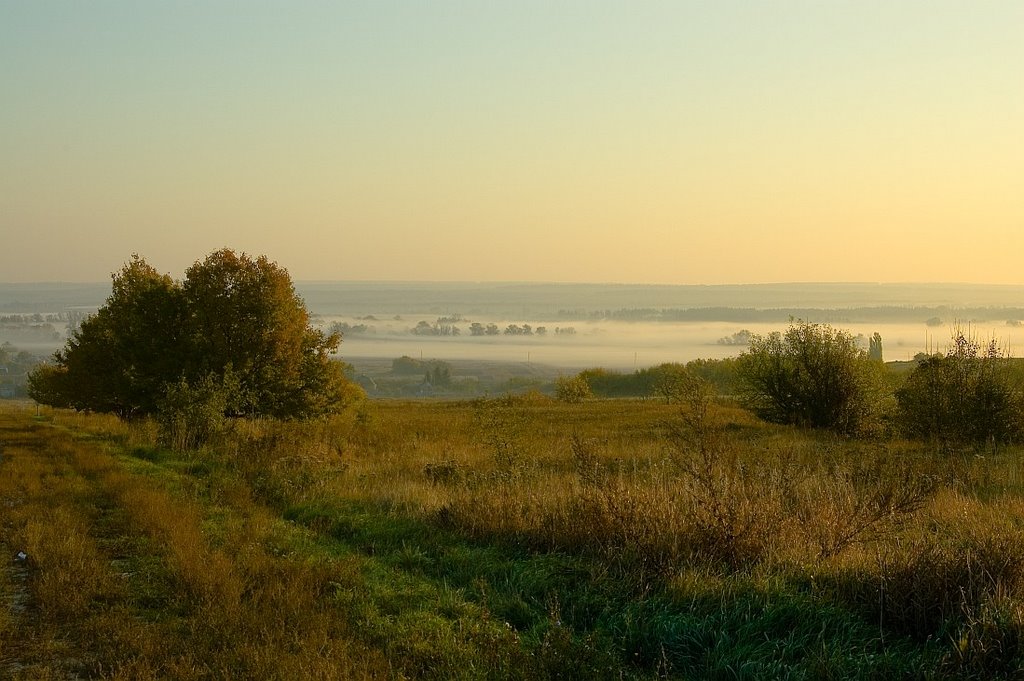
xmin=5 ymin=280 xmax=1024 ymax=373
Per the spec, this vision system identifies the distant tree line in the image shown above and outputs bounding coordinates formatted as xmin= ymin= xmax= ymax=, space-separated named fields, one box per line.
xmin=412 ymin=320 xmax=461 ymax=336
xmin=391 ymin=356 xmax=452 ymax=376
xmin=559 ymin=358 xmax=741 ymax=402
xmin=0 ymin=311 xmax=89 ymax=325
xmin=0 ymin=312 xmax=89 ymax=343
xmin=322 ymin=318 xmax=579 ymax=339
xmin=403 ymin=319 xmax=570 ymax=337
xmin=0 ymin=322 xmax=62 ymax=343
xmin=716 ymin=330 xmax=752 ymax=346
xmin=469 ymin=323 xmax=501 ymax=336
xmin=551 ymin=306 xmax=1024 ymax=325
xmin=329 ymin=321 xmax=375 ymax=336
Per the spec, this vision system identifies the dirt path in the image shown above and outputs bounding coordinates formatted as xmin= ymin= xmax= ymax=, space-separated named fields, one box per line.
xmin=0 ymin=408 xmax=392 ymax=680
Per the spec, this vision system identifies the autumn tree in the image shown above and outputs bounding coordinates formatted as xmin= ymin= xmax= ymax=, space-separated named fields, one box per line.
xmin=180 ymin=249 xmax=348 ymax=418
xmin=28 ymin=256 xmax=181 ymax=418
xmin=554 ymin=374 xmax=592 ymax=403
xmin=29 ymin=249 xmax=353 ymax=420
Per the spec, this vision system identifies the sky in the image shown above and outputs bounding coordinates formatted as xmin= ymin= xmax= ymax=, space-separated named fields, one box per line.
xmin=1 ymin=1 xmax=1022 ymax=285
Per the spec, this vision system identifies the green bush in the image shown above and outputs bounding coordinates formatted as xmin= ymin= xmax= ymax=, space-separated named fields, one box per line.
xmin=894 ymin=330 xmax=1023 ymax=448
xmin=156 ymin=373 xmax=235 ymax=450
xmin=572 ymin=368 xmax=651 ymax=398
xmin=737 ymin=320 xmax=883 ymax=434
xmin=652 ymin=363 xmax=693 ymax=404
xmin=684 ymin=357 xmax=741 ymax=396
xmin=568 ymin=363 xmax=739 ymax=400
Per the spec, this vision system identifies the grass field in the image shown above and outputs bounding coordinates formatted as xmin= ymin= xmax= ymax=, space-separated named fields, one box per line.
xmin=2 ymin=396 xmax=1023 ymax=679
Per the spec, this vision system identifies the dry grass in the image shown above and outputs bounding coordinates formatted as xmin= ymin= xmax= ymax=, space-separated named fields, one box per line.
xmin=323 ymin=397 xmax=1024 ymax=674
xmin=0 ymin=402 xmax=391 ymax=680
xmin=7 ymin=395 xmax=1024 ymax=677
xmin=334 ymin=399 xmax=935 ymax=569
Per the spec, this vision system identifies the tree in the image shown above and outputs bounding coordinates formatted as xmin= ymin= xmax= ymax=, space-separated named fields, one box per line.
xmin=29 ymin=256 xmax=181 ymax=418
xmin=392 ymin=356 xmax=424 ymax=375
xmin=895 ymin=329 xmax=1022 ymax=448
xmin=685 ymin=357 xmax=741 ymax=396
xmin=411 ymin=320 xmax=438 ymax=336
xmin=869 ymin=332 xmax=883 ymax=362
xmin=736 ymin=320 xmax=882 ymax=434
xmin=430 ymin=364 xmax=451 ymax=386
xmin=716 ymin=329 xmax=752 ymax=346
xmin=29 ymin=249 xmax=353 ymax=420
xmin=181 ymin=249 xmax=349 ymax=418
xmin=652 ymin=363 xmax=693 ymax=404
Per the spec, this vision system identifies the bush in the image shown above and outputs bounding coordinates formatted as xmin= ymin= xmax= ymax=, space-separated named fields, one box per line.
xmin=684 ymin=357 xmax=741 ymax=396
xmin=895 ymin=329 xmax=1023 ymax=448
xmin=737 ymin=320 xmax=882 ymax=434
xmin=554 ymin=375 xmax=592 ymax=404
xmin=652 ymin=363 xmax=694 ymax=404
xmin=156 ymin=373 xmax=234 ymax=450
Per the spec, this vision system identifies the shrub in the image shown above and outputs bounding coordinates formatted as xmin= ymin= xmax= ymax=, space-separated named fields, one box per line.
xmin=684 ymin=357 xmax=741 ymax=396
xmin=473 ymin=395 xmax=531 ymax=475
xmin=574 ymin=368 xmax=654 ymax=398
xmin=156 ymin=373 xmax=234 ymax=450
xmin=555 ymin=375 xmax=593 ymax=404
xmin=894 ymin=329 xmax=1023 ymax=449
xmin=737 ymin=320 xmax=883 ymax=434
xmin=652 ymin=363 xmax=692 ymax=404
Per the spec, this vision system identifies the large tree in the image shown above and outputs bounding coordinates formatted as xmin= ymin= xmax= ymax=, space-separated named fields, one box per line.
xmin=179 ymin=249 xmax=347 ymax=417
xmin=29 ymin=249 xmax=351 ymax=419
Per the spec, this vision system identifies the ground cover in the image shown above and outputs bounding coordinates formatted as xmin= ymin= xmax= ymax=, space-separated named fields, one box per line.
xmin=2 ymin=397 xmax=1023 ymax=678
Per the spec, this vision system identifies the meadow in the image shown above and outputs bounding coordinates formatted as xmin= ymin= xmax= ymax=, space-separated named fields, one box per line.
xmin=2 ymin=393 xmax=1024 ymax=679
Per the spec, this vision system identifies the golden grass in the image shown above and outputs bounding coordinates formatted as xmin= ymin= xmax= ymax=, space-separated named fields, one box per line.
xmin=320 ymin=400 xmax=925 ymax=568
xmin=323 ymin=398 xmax=1024 ymax=654
xmin=0 ymin=403 xmax=391 ymax=680
xmin=7 ymin=394 xmax=1024 ymax=676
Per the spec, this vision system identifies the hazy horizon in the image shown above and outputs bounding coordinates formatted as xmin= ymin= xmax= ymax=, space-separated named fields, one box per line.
xmin=5 ymin=280 xmax=1023 ymax=371
xmin=6 ymin=279 xmax=1024 ymax=311
xmin=3 ymin=3 xmax=1023 ymax=285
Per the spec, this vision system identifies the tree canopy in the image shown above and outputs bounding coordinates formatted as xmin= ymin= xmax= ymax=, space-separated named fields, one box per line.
xmin=29 ymin=250 xmax=353 ymax=420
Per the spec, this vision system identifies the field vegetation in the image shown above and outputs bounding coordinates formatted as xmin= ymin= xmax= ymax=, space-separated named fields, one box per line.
xmin=4 ymin=369 xmax=1024 ymax=677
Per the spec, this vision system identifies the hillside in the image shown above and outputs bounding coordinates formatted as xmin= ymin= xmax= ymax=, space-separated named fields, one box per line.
xmin=3 ymin=399 xmax=1022 ymax=678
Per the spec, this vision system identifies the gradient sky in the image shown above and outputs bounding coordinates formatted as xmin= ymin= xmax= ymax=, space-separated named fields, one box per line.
xmin=2 ymin=1 xmax=1022 ymax=284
